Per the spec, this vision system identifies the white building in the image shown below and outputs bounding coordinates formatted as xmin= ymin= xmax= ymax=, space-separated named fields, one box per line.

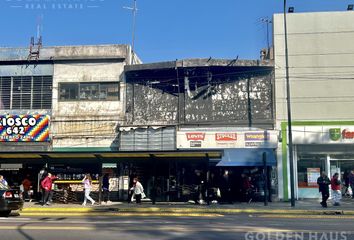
xmin=274 ymin=11 xmax=354 ymax=200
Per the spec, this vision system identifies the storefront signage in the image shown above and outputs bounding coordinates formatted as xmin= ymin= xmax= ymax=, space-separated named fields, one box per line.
xmin=177 ymin=129 xmax=278 ymax=149
xmin=328 ymin=128 xmax=354 ymax=141
xmin=186 ymin=132 xmax=205 ymax=141
xmin=292 ymin=126 xmax=354 ymax=144
xmin=0 ymin=115 xmax=50 ymax=142
xmin=342 ymin=129 xmax=354 ymax=139
xmin=245 ymin=132 xmax=269 ymax=141
xmin=329 ymin=128 xmax=341 ymax=141
xmin=215 ymin=133 xmax=237 ymax=141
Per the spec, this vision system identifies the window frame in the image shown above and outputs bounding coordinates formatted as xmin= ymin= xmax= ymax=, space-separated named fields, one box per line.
xmin=58 ymin=82 xmax=120 ymax=102
xmin=0 ymin=75 xmax=52 ymax=110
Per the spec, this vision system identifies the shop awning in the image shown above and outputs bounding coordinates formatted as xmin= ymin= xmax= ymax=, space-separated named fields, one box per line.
xmin=216 ymin=149 xmax=276 ymax=167
xmin=0 ymin=150 xmax=222 ymax=163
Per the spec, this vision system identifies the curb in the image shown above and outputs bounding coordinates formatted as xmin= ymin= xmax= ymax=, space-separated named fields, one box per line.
xmin=22 ymin=207 xmax=354 ymax=215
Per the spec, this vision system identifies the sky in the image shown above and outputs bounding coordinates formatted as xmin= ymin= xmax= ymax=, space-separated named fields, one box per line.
xmin=0 ymin=0 xmax=353 ymax=63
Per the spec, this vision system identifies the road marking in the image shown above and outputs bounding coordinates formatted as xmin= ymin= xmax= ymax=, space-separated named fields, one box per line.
xmin=258 ymin=214 xmax=354 ymax=219
xmin=20 ymin=212 xmax=223 ymax=217
xmin=0 ymin=226 xmax=94 ymax=230
xmin=0 ymin=217 xmax=32 ymax=221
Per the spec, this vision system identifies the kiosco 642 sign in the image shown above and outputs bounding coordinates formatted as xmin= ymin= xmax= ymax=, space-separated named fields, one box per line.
xmin=0 ymin=115 xmax=50 ymax=142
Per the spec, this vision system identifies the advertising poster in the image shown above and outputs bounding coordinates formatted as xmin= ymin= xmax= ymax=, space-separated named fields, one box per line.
xmin=307 ymin=168 xmax=321 ymax=187
xmin=0 ymin=115 xmax=50 ymax=142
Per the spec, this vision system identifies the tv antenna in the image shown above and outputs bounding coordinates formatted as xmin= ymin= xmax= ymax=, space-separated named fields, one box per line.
xmin=123 ymin=0 xmax=138 ymax=64
xmin=260 ymin=17 xmax=272 ymax=50
xmin=28 ymin=15 xmax=43 ymax=62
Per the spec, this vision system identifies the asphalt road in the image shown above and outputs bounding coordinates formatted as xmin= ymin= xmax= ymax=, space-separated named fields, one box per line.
xmin=0 ymin=214 xmax=353 ymax=240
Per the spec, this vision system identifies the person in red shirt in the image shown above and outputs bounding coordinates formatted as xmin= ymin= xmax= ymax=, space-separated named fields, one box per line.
xmin=41 ymin=173 xmax=57 ymax=206
xmin=331 ymin=173 xmax=342 ymax=206
xmin=22 ymin=175 xmax=32 ymax=202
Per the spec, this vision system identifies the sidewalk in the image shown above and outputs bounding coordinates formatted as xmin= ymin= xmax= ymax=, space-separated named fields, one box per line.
xmin=22 ymin=198 xmax=354 ymax=215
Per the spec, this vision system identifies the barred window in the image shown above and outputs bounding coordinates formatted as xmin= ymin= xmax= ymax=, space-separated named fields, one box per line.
xmin=0 ymin=76 xmax=53 ymax=110
xmin=59 ymin=82 xmax=120 ymax=101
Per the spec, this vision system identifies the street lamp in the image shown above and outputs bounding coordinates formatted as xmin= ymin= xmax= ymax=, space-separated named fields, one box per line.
xmin=283 ymin=0 xmax=296 ymax=207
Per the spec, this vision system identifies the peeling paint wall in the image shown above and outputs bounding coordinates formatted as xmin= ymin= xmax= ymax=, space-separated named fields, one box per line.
xmin=52 ymin=57 xmax=126 ymax=149
xmin=126 ymin=66 xmax=274 ymax=128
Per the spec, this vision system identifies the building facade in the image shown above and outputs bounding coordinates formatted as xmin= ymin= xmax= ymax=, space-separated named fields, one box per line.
xmin=0 ymin=44 xmax=140 ymax=201
xmin=123 ymin=59 xmax=278 ymax=202
xmin=274 ymin=11 xmax=354 ymax=200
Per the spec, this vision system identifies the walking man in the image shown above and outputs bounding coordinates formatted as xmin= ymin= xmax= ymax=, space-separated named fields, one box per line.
xmin=317 ymin=172 xmax=330 ymax=208
xmin=331 ymin=173 xmax=342 ymax=206
xmin=41 ymin=173 xmax=56 ymax=206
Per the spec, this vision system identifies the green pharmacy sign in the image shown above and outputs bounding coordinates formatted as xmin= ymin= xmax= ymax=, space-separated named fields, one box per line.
xmin=329 ymin=128 xmax=341 ymax=141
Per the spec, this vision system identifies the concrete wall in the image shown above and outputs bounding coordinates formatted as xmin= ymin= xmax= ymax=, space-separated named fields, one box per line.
xmin=51 ymin=45 xmax=132 ymax=150
xmin=274 ymin=11 xmax=354 ymax=122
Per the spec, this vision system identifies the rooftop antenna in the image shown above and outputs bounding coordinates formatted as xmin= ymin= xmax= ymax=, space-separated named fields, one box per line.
xmin=124 ymin=0 xmax=138 ymax=64
xmin=260 ymin=17 xmax=272 ymax=50
xmin=28 ymin=15 xmax=43 ymax=62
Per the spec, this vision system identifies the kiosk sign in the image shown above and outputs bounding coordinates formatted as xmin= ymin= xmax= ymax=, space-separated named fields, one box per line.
xmin=0 ymin=115 xmax=50 ymax=142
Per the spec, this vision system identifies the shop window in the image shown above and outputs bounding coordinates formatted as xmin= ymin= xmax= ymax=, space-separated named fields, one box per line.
xmin=59 ymin=82 xmax=120 ymax=101
xmin=297 ymin=154 xmax=326 ymax=188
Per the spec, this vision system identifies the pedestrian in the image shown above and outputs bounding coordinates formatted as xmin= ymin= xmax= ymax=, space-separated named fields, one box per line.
xmin=130 ymin=178 xmax=145 ymax=204
xmin=0 ymin=175 xmax=8 ymax=189
xmin=102 ymin=174 xmax=110 ymax=204
xmin=41 ymin=173 xmax=57 ymax=206
xmin=22 ymin=175 xmax=33 ymax=202
xmin=82 ymin=174 xmax=95 ymax=206
xmin=349 ymin=170 xmax=354 ymax=199
xmin=331 ymin=173 xmax=342 ymax=206
xmin=317 ymin=172 xmax=330 ymax=208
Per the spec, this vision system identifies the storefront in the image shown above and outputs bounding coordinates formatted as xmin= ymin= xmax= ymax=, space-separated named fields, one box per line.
xmin=177 ymin=127 xmax=278 ymax=202
xmin=281 ymin=123 xmax=354 ymax=199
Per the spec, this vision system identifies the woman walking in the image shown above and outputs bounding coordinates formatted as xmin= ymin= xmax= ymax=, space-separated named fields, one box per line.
xmin=82 ymin=174 xmax=95 ymax=206
xmin=331 ymin=173 xmax=342 ymax=206
xmin=130 ymin=178 xmax=145 ymax=204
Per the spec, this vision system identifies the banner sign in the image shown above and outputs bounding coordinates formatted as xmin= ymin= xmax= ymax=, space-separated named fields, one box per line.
xmin=177 ymin=129 xmax=277 ymax=149
xmin=0 ymin=115 xmax=50 ymax=142
xmin=292 ymin=126 xmax=354 ymax=144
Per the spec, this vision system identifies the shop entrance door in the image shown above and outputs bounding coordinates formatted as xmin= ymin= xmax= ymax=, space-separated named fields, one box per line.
xmin=329 ymin=159 xmax=354 ymax=187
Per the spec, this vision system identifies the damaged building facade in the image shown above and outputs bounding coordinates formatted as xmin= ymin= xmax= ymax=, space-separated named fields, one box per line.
xmin=0 ymin=43 xmax=278 ymax=203
xmin=122 ymin=59 xmax=278 ymax=202
xmin=0 ymin=44 xmax=140 ymax=201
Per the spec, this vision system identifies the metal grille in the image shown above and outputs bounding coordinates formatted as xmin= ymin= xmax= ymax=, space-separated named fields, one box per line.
xmin=0 ymin=76 xmax=52 ymax=110
xmin=120 ymin=127 xmax=176 ymax=151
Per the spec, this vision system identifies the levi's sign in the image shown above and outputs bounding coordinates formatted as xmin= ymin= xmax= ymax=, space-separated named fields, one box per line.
xmin=215 ymin=133 xmax=237 ymax=141
xmin=186 ymin=132 xmax=205 ymax=141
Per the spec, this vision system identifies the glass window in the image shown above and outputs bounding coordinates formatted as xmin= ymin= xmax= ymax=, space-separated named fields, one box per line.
xmin=59 ymin=83 xmax=79 ymax=101
xmin=79 ymin=83 xmax=99 ymax=100
xmin=59 ymin=82 xmax=120 ymax=101
xmin=99 ymin=83 xmax=119 ymax=100
xmin=297 ymin=154 xmax=326 ymax=188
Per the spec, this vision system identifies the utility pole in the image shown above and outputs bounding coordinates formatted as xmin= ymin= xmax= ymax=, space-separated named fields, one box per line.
xmin=124 ymin=0 xmax=138 ymax=64
xmin=283 ymin=0 xmax=295 ymax=207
